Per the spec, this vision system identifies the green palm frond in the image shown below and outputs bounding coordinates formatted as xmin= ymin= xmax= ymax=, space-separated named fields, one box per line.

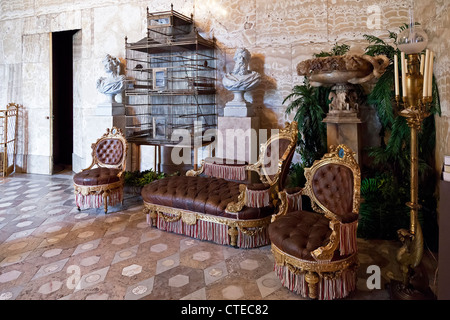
xmin=367 ymin=66 xmax=395 ymax=128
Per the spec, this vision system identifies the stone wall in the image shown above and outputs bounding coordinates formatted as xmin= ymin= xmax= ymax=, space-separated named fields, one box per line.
xmin=414 ymin=0 xmax=450 ymax=177
xmin=0 ymin=0 xmax=419 ymax=174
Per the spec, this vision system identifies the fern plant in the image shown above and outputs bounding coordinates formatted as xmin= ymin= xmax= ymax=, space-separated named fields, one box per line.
xmin=284 ymin=80 xmax=330 ymax=169
xmin=124 ymin=169 xmax=169 ymax=188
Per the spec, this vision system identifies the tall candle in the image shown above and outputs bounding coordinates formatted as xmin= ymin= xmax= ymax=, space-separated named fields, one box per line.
xmin=428 ymin=51 xmax=434 ymax=97
xmin=420 ymin=54 xmax=425 ymax=75
xmin=423 ymin=49 xmax=429 ymax=97
xmin=394 ymin=55 xmax=399 ymax=96
xmin=401 ymin=52 xmax=407 ymax=97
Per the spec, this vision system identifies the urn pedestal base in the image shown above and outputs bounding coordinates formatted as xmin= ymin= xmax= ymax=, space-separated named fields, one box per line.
xmin=323 ymin=112 xmax=362 ymax=164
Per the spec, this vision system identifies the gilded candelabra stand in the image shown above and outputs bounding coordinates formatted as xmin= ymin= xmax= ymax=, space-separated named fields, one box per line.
xmin=389 ymin=53 xmax=435 ymax=300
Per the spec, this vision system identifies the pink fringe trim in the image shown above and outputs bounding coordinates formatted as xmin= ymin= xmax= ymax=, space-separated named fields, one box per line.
xmin=339 ymin=220 xmax=358 ymax=256
xmin=274 ymin=263 xmax=308 ymax=297
xmin=204 ymin=162 xmax=247 ymax=181
xmin=286 ymin=189 xmax=303 ymax=211
xmin=75 ymin=189 xmax=123 ymax=210
xmin=274 ymin=264 xmax=357 ymax=300
xmin=155 ymin=213 xmax=270 ymax=248
xmin=245 ymin=188 xmax=270 ymax=208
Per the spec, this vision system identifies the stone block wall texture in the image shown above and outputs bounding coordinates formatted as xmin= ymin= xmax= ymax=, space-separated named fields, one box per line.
xmin=1 ymin=0 xmax=446 ymax=176
xmin=414 ymin=0 xmax=450 ymax=175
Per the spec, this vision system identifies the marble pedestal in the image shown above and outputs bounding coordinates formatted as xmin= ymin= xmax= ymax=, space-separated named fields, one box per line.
xmin=73 ymin=107 xmax=128 ymax=173
xmin=96 ymin=102 xmax=125 ymax=116
xmin=323 ymin=112 xmax=362 ymax=164
xmin=223 ymin=90 xmax=254 ymax=117
xmin=216 ymin=116 xmax=260 ymax=165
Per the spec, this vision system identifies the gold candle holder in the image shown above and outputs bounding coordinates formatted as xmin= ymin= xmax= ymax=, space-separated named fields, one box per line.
xmin=390 ymin=53 xmax=435 ymax=300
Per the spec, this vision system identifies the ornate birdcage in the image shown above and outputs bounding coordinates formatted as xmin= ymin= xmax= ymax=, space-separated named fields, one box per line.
xmin=124 ymin=5 xmax=217 ymax=146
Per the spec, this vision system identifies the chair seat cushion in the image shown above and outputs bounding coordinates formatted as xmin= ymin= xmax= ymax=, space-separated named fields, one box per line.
xmin=141 ymin=175 xmax=273 ymax=220
xmin=268 ymin=210 xmax=332 ymax=261
xmin=73 ymin=167 xmax=121 ymax=186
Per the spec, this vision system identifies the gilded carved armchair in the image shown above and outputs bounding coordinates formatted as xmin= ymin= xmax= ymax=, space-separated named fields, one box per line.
xmin=269 ymin=144 xmax=361 ymax=299
xmin=141 ymin=121 xmax=298 ymax=248
xmin=73 ymin=127 xmax=128 ymax=213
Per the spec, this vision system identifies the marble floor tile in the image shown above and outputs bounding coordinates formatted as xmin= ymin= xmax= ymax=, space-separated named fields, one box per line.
xmin=0 ymin=170 xmax=439 ymax=303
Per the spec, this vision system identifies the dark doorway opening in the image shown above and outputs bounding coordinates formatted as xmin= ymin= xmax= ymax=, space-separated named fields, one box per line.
xmin=51 ymin=29 xmax=78 ymax=174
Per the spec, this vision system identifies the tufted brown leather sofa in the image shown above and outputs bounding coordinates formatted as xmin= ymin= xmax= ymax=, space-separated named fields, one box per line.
xmin=141 ymin=121 xmax=298 ymax=248
xmin=269 ymin=144 xmax=361 ymax=300
xmin=73 ymin=127 xmax=128 ymax=213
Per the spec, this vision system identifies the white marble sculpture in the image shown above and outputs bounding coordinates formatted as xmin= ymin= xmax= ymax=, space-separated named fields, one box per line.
xmin=222 ymin=48 xmax=261 ymax=117
xmin=96 ymin=54 xmax=126 ymax=104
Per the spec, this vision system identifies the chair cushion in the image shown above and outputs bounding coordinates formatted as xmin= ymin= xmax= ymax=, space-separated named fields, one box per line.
xmin=73 ymin=167 xmax=121 ymax=186
xmin=141 ymin=175 xmax=274 ymax=220
xmin=268 ymin=210 xmax=332 ymax=261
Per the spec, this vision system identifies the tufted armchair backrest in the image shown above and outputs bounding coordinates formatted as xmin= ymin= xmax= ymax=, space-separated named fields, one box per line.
xmin=95 ymin=139 xmax=124 ymax=166
xmin=91 ymin=127 xmax=128 ymax=171
xmin=303 ymin=145 xmax=360 ymax=221
xmin=311 ymin=163 xmax=354 ymax=216
xmin=258 ymin=122 xmax=298 ymax=188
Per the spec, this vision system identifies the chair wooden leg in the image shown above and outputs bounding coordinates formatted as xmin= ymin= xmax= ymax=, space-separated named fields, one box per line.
xmin=103 ymin=192 xmax=108 ymax=213
xmin=150 ymin=210 xmax=157 ymax=226
xmin=228 ymin=225 xmax=238 ymax=247
xmin=305 ymin=271 xmax=319 ymax=299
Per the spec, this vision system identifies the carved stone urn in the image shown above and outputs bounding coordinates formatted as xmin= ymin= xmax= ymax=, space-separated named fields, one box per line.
xmin=297 ymin=54 xmax=389 ymax=121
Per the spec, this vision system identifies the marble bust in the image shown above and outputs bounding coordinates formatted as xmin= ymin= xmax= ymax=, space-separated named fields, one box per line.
xmin=96 ymin=54 xmax=126 ymax=103
xmin=222 ymin=48 xmax=261 ymax=92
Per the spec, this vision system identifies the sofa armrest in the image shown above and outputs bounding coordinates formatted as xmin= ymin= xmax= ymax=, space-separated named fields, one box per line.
xmin=186 ymin=160 xmax=206 ymax=177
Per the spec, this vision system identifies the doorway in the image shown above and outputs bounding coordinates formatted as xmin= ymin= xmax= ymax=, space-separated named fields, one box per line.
xmin=51 ymin=29 xmax=78 ymax=174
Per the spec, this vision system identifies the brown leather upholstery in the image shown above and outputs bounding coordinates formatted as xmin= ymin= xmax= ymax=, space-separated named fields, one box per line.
xmin=269 ymin=210 xmax=332 ymax=261
xmin=246 ymin=182 xmax=270 ymax=191
xmin=73 ymin=167 xmax=121 ymax=186
xmin=141 ymin=175 xmax=273 ymax=220
xmin=95 ymin=139 xmax=124 ymax=166
xmin=312 ymin=164 xmax=357 ymax=223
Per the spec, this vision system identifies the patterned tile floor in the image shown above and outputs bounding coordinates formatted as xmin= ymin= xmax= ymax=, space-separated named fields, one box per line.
xmin=0 ymin=170 xmax=438 ymax=301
